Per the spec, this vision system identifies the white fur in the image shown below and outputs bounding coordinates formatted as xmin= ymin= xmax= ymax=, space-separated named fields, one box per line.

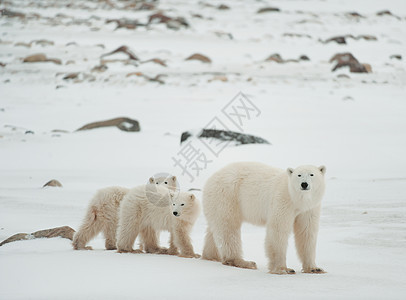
xmin=116 ymin=185 xmax=200 ymax=258
xmin=202 ymin=162 xmax=326 ymax=274
xmin=72 ymin=176 xmax=178 ymax=250
xmin=149 ymin=175 xmax=178 ymax=191
xmin=72 ymin=186 xmax=129 ymax=250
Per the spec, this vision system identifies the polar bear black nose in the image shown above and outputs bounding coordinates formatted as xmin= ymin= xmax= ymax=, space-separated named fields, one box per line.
xmin=301 ymin=182 xmax=308 ymax=189
xmin=173 ymin=211 xmax=178 ymax=216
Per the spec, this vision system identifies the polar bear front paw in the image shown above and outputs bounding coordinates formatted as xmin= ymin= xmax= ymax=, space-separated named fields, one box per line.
xmin=303 ymin=267 xmax=326 ymax=274
xmin=178 ymin=252 xmax=201 ymax=259
xmin=147 ymin=247 xmax=168 ymax=254
xmin=269 ymin=267 xmax=296 ymax=275
xmin=117 ymin=249 xmax=143 ymax=254
xmin=223 ymin=259 xmax=257 ymax=269
xmin=105 ymin=245 xmax=117 ymax=251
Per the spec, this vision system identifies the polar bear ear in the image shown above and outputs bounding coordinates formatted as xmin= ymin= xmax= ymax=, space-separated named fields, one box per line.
xmin=189 ymin=194 xmax=195 ymax=201
xmin=287 ymin=168 xmax=294 ymax=176
xmin=149 ymin=177 xmax=154 ymax=184
xmin=169 ymin=190 xmax=175 ymax=198
xmin=319 ymin=165 xmax=326 ymax=175
xmin=171 ymin=175 xmax=177 ymax=183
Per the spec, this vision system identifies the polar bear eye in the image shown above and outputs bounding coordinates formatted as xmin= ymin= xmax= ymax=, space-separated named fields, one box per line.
xmin=298 ymin=175 xmax=301 ymax=177
xmin=181 ymin=204 xmax=185 ymax=206
xmin=156 ymin=182 xmax=159 ymax=185
xmin=310 ymin=174 xmax=314 ymax=176
xmin=164 ymin=181 xmax=168 ymax=184
xmin=172 ymin=203 xmax=175 ymax=206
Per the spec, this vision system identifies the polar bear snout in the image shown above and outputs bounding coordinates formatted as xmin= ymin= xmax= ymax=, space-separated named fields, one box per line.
xmin=301 ymin=182 xmax=309 ymax=190
xmin=173 ymin=211 xmax=179 ymax=217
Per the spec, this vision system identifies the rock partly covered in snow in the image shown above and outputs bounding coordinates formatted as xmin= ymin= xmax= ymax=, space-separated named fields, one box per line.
xmin=0 ymin=226 xmax=75 ymax=246
xmin=77 ymin=117 xmax=140 ymax=132
xmin=185 ymin=53 xmax=212 ymax=63
xmin=330 ymin=52 xmax=371 ymax=73
xmin=43 ymin=179 xmax=63 ymax=188
xmin=180 ymin=129 xmax=270 ymax=146
xmin=23 ymin=53 xmax=61 ymax=65
xmin=265 ymin=53 xmax=310 ymax=63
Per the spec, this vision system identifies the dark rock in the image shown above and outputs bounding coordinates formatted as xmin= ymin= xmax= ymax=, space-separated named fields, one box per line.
xmin=324 ymin=36 xmax=347 ymax=44
xmin=25 ymin=130 xmax=34 ymax=134
xmin=265 ymin=53 xmax=306 ymax=63
xmin=31 ymin=39 xmax=54 ymax=47
xmin=43 ymin=179 xmax=63 ymax=187
xmin=77 ymin=117 xmax=140 ymax=132
xmin=0 ymin=62 xmax=5 ymax=67
xmin=91 ymin=64 xmax=108 ymax=73
xmin=218 ymin=4 xmax=230 ymax=10
xmin=15 ymin=42 xmax=31 ymax=48
xmin=181 ymin=131 xmax=192 ymax=143
xmin=257 ymin=7 xmax=280 ymax=14
xmin=148 ymin=12 xmax=172 ymax=24
xmin=265 ymin=53 xmax=284 ymax=63
xmin=376 ymin=11 xmax=401 ymax=20
xmin=326 ymin=34 xmax=378 ymax=43
xmin=330 ymin=52 xmax=370 ymax=73
xmin=333 ymin=61 xmax=367 ymax=73
xmin=214 ymin=31 xmax=233 ymax=39
xmin=148 ymin=13 xmax=189 ymax=29
xmin=1 ymin=9 xmax=25 ymax=18
xmin=390 ymin=54 xmax=402 ymax=60
xmin=166 ymin=17 xmax=189 ymax=30
xmin=354 ymin=35 xmax=377 ymax=41
xmin=101 ymin=46 xmax=139 ymax=61
xmin=181 ymin=129 xmax=270 ymax=146
xmin=191 ymin=14 xmax=203 ymax=19
xmin=51 ymin=129 xmax=70 ymax=133
xmin=376 ymin=10 xmax=393 ymax=16
xmin=0 ymin=233 xmax=30 ymax=246
xmin=23 ymin=53 xmax=61 ymax=65
xmin=145 ymin=74 xmax=166 ymax=84
xmin=346 ymin=12 xmax=365 ymax=18
xmin=63 ymin=72 xmax=80 ymax=80
xmin=32 ymin=226 xmax=75 ymax=240
xmin=137 ymin=3 xmax=155 ymax=10
xmin=283 ymin=33 xmax=312 ymax=39
xmin=140 ymin=58 xmax=167 ymax=67
xmin=0 ymin=226 xmax=75 ymax=246
xmin=186 ymin=53 xmax=212 ymax=63
xmin=106 ymin=18 xmax=145 ymax=30
xmin=126 ymin=72 xmax=166 ymax=84
xmin=330 ymin=52 xmax=357 ymax=64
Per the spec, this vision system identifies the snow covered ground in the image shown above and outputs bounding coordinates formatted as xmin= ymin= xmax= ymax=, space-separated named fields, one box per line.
xmin=1 ymin=0 xmax=406 ymax=299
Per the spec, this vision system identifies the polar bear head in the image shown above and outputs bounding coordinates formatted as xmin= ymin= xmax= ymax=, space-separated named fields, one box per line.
xmin=287 ymin=165 xmax=326 ymax=196
xmin=149 ymin=175 xmax=178 ymax=191
xmin=171 ymin=192 xmax=200 ymax=221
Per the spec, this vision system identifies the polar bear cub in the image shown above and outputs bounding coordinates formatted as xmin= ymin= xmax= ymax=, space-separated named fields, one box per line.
xmin=116 ymin=184 xmax=200 ymax=258
xmin=72 ymin=176 xmax=177 ymax=250
xmin=202 ymin=162 xmax=326 ymax=274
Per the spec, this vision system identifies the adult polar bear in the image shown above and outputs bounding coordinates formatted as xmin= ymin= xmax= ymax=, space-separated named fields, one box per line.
xmin=202 ymin=162 xmax=326 ymax=274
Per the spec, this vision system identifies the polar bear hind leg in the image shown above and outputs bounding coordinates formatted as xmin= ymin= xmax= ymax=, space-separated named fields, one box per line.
xmin=202 ymin=229 xmax=220 ymax=261
xmin=212 ymin=221 xmax=257 ymax=270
